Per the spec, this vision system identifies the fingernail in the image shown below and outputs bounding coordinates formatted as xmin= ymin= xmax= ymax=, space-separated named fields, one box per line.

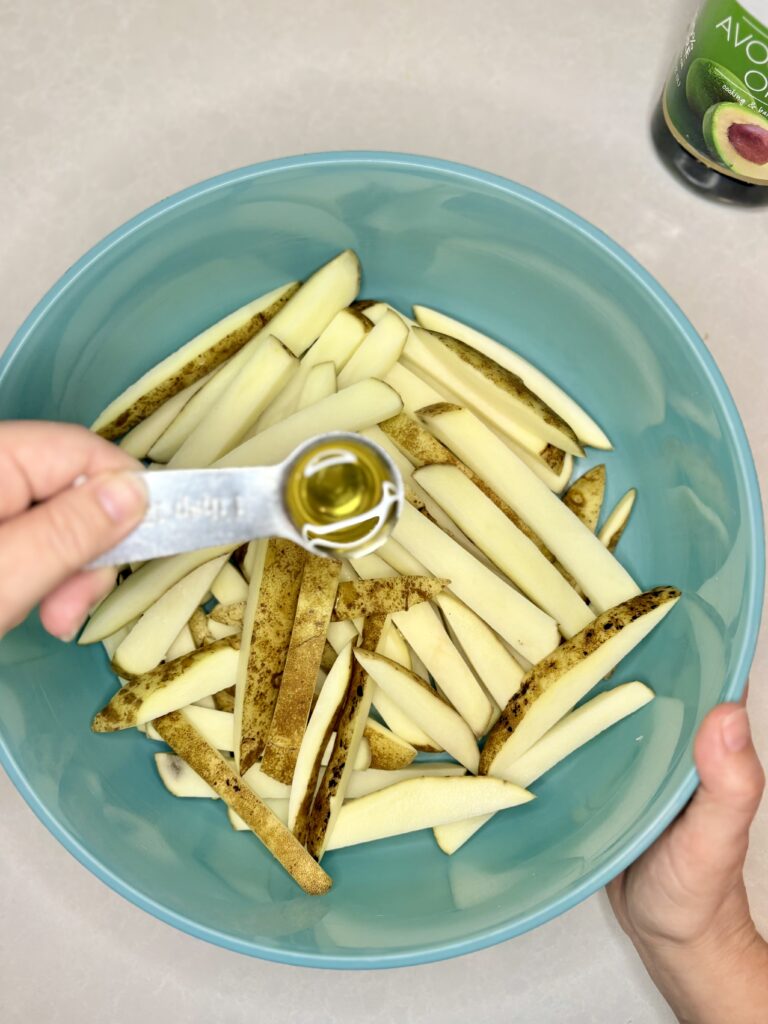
xmin=723 ymin=708 xmax=751 ymax=753
xmin=97 ymin=474 xmax=147 ymax=524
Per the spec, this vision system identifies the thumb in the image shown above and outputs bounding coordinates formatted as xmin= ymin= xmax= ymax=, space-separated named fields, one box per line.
xmin=671 ymin=703 xmax=764 ymax=885
xmin=0 ymin=472 xmax=146 ymax=635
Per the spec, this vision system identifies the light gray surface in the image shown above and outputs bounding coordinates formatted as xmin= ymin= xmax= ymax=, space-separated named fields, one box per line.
xmin=0 ymin=1 xmax=766 ymax=1021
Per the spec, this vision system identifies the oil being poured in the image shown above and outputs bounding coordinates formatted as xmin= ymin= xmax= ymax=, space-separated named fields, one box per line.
xmin=284 ymin=437 xmax=402 ymax=558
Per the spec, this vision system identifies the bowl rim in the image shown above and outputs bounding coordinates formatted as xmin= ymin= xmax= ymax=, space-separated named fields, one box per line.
xmin=0 ymin=150 xmax=764 ymax=970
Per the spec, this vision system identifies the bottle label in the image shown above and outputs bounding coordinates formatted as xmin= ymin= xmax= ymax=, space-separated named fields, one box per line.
xmin=663 ymin=0 xmax=768 ymax=184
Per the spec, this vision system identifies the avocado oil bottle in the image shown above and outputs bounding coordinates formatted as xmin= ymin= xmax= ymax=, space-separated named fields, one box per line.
xmin=652 ymin=0 xmax=768 ymax=205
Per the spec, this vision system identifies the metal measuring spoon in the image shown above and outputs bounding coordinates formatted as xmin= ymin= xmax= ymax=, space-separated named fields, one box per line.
xmin=89 ymin=432 xmax=403 ymax=568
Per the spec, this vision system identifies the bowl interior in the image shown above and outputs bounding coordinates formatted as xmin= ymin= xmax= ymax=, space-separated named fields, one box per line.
xmin=0 ymin=154 xmax=762 ymax=967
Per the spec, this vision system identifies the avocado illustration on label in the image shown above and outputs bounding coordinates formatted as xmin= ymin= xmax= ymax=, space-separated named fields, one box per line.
xmin=703 ymin=102 xmax=768 ymax=181
xmin=685 ymin=58 xmax=754 ymax=118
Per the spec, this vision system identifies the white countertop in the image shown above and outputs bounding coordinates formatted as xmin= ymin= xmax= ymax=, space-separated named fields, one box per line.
xmin=1 ymin=2 xmax=766 ymax=1021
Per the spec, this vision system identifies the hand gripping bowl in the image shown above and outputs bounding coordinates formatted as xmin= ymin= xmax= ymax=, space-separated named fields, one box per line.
xmin=0 ymin=153 xmax=762 ymax=968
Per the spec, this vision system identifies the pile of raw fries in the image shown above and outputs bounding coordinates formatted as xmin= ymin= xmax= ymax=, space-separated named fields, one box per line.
xmin=82 ymin=250 xmax=680 ymax=896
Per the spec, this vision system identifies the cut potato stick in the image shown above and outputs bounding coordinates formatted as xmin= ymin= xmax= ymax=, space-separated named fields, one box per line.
xmin=355 ymin=651 xmax=480 ymax=773
xmin=188 ymin=608 xmax=209 ymax=648
xmin=166 ymin=624 xmax=196 ymax=661
xmin=436 ymin=593 xmax=525 ymax=710
xmin=288 ymin=643 xmax=353 ymax=838
xmin=257 ymin=307 xmax=370 ymax=430
xmin=392 ymin=503 xmax=559 ymax=664
xmin=101 ymin=623 xmax=132 ymax=662
xmin=414 ymin=464 xmax=593 ymax=638
xmin=215 ymin=378 xmax=403 ymax=468
xmin=346 ymin=763 xmax=465 ymax=799
xmin=154 ymin=753 xmax=298 ymax=801
xmin=118 ymin=370 xmax=217 ymax=458
xmin=353 ymin=552 xmax=494 ymax=736
xmin=563 ymin=465 xmax=606 ymax=532
xmin=213 ymin=687 xmax=235 ymax=713
xmin=380 ymin=412 xmax=554 ymax=562
xmin=228 ymin=801 xmax=289 ymax=830
xmin=168 ymin=335 xmax=297 ymax=468
xmin=210 ymin=601 xmax=245 ymax=626
xmin=325 ymin=776 xmax=532 ymax=851
xmin=480 ymin=588 xmax=680 ymax=776
xmin=211 ymin=563 xmax=248 ymax=605
xmin=435 ymin=681 xmax=654 ymax=854
xmin=149 ymin=252 xmax=360 ymax=460
xmin=307 ymin=617 xmax=385 ymax=860
xmin=80 ymin=545 xmax=236 ymax=644
xmin=93 ymin=636 xmax=240 ymax=732
xmin=261 ymin=556 xmax=341 ymax=783
xmin=384 ymin=361 xmax=443 ymax=415
xmin=355 ymin=301 xmax=414 ymax=326
xmin=112 ymin=556 xmax=228 ymax=677
xmin=152 ymin=711 xmax=331 ymax=895
xmin=363 ymin=719 xmax=417 ymax=770
xmin=147 ymin=706 xmax=234 ymax=750
xmin=412 ymin=305 xmax=612 ymax=450
xmin=405 ymin=327 xmax=582 ymax=457
xmin=298 ymin=361 xmax=337 ymax=409
xmin=332 ymin=576 xmax=447 ymax=621
xmin=207 ymin=618 xmax=240 ymax=641
xmin=92 ymin=282 xmax=298 ymax=440
xmin=337 ymin=310 xmax=408 ymax=388
xmin=371 ymin=620 xmax=439 ymax=751
xmin=235 ymin=539 xmax=306 ymax=775
xmin=421 ymin=405 xmax=640 ymax=613
xmin=599 ymin=488 xmax=637 ymax=552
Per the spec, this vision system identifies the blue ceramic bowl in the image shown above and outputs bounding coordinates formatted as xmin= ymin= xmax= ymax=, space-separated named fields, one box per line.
xmin=0 ymin=153 xmax=762 ymax=968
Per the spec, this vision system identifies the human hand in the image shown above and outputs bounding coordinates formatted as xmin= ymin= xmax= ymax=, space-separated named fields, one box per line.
xmin=608 ymin=699 xmax=768 ymax=1023
xmin=0 ymin=421 xmax=146 ymax=642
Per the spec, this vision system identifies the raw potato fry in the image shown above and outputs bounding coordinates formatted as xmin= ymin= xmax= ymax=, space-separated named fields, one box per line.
xmin=149 ymin=252 xmax=361 ymax=460
xmin=211 ymin=562 xmax=248 ymax=604
xmin=355 ymin=651 xmax=480 ymax=773
xmin=393 ymin=503 xmax=559 ymax=664
xmin=326 ymin=618 xmax=360 ymax=655
xmin=379 ymin=413 xmax=554 ymax=562
xmin=93 ymin=636 xmax=240 ymax=732
xmin=436 ymin=592 xmax=525 ymax=710
xmin=480 ymin=588 xmax=680 ymax=776
xmin=412 ymin=305 xmax=612 ymax=450
xmin=321 ymin=641 xmax=338 ymax=673
xmin=207 ymin=618 xmax=240 ymax=640
xmin=363 ymin=719 xmax=417 ymax=770
xmin=298 ymin=361 xmax=336 ymax=409
xmin=325 ymin=776 xmax=533 ymax=851
xmin=307 ymin=617 xmax=385 ymax=860
xmin=168 ymin=335 xmax=298 ymax=468
xmin=119 ymin=370 xmax=216 ymax=458
xmin=354 ymin=301 xmax=414 ymax=327
xmin=147 ymin=706 xmax=234 ymax=751
xmin=563 ymin=465 xmax=606 ymax=532
xmin=228 ymin=801 xmax=289 ymax=830
xmin=112 ymin=557 xmax=228 ymax=677
xmin=414 ymin=465 xmax=593 ymax=638
xmin=332 ymin=576 xmax=447 ymax=621
xmin=421 ymin=405 xmax=640 ymax=613
xmin=370 ymin=620 xmax=440 ymax=751
xmin=346 ymin=763 xmax=466 ymax=799
xmin=240 ymin=540 xmax=261 ymax=582
xmin=215 ymin=378 xmax=403 ymax=469
xmin=210 ymin=601 xmax=245 ymax=626
xmin=405 ymin=327 xmax=582 ymax=457
xmin=435 ymin=681 xmax=654 ymax=854
xmin=599 ymin=488 xmax=637 ymax=552
xmin=155 ymin=752 xmax=219 ymax=798
xmin=235 ymin=539 xmax=306 ymax=775
xmin=213 ymin=687 xmax=235 ymax=713
xmin=80 ymin=545 xmax=236 ymax=643
xmin=152 ymin=711 xmax=331 ymax=895
xmin=261 ymin=556 xmax=341 ymax=783
xmin=384 ymin=361 xmax=443 ymax=414
xmin=92 ymin=282 xmax=298 ymax=440
xmin=188 ymin=608 xmax=209 ymax=648
xmin=288 ymin=643 xmax=353 ymax=839
xmin=337 ymin=310 xmax=408 ymax=388
xmin=257 ymin=307 xmax=370 ymax=430
xmin=353 ymin=552 xmax=494 ymax=737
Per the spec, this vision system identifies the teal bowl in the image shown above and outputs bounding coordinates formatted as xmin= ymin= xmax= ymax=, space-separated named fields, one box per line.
xmin=0 ymin=153 xmax=763 ymax=968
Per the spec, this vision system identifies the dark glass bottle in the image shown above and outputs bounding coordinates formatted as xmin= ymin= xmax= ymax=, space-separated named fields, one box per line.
xmin=654 ymin=0 xmax=768 ymax=206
